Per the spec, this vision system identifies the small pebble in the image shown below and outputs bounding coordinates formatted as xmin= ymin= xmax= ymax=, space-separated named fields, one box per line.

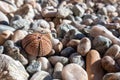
xmin=27 ymin=60 xmax=41 ymax=74
xmin=30 ymin=71 xmax=52 ymax=80
xmin=48 ymin=56 xmax=69 ymax=66
xmin=53 ymin=62 xmax=63 ymax=79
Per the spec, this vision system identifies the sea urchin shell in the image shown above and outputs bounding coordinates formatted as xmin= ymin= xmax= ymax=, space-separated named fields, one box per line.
xmin=22 ymin=32 xmax=52 ymax=57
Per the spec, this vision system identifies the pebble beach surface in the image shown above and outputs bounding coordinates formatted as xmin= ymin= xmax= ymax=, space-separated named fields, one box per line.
xmin=0 ymin=0 xmax=120 ymax=80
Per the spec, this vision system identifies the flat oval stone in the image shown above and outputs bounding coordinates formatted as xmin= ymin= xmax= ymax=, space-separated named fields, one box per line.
xmin=48 ymin=56 xmax=69 ymax=66
xmin=62 ymin=63 xmax=88 ymax=80
xmin=0 ymin=25 xmax=15 ymax=32
xmin=30 ymin=71 xmax=52 ymax=80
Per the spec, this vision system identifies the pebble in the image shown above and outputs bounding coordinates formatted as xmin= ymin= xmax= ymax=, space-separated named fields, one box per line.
xmin=0 ymin=25 xmax=15 ymax=32
xmin=37 ymin=57 xmax=53 ymax=74
xmin=62 ymin=63 xmax=88 ymax=80
xmin=30 ymin=71 xmax=52 ymax=80
xmin=61 ymin=47 xmax=75 ymax=57
xmin=11 ymin=18 xmax=31 ymax=30
xmin=53 ymin=62 xmax=63 ymax=79
xmin=4 ymin=40 xmax=28 ymax=65
xmin=0 ymin=1 xmax=17 ymax=13
xmin=27 ymin=60 xmax=41 ymax=74
xmin=77 ymin=37 xmax=91 ymax=56
xmin=14 ymin=4 xmax=35 ymax=20
xmin=0 ymin=11 xmax=9 ymax=25
xmin=0 ymin=46 xmax=4 ymax=54
xmin=93 ymin=35 xmax=112 ymax=55
xmin=48 ymin=56 xmax=69 ymax=66
xmin=103 ymin=72 xmax=120 ymax=80
xmin=0 ymin=54 xmax=29 ymax=80
xmin=69 ymin=52 xmax=85 ymax=68
xmin=0 ymin=30 xmax=13 ymax=45
xmin=72 ymin=4 xmax=85 ymax=17
xmin=86 ymin=50 xmax=105 ymax=80
xmin=11 ymin=30 xmax=28 ymax=42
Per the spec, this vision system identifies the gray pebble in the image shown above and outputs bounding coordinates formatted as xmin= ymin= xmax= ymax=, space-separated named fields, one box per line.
xmin=61 ymin=47 xmax=75 ymax=57
xmin=48 ymin=56 xmax=69 ymax=66
xmin=69 ymin=53 xmax=85 ymax=68
xmin=27 ymin=60 xmax=41 ymax=74
xmin=93 ymin=35 xmax=112 ymax=56
xmin=0 ymin=46 xmax=4 ymax=54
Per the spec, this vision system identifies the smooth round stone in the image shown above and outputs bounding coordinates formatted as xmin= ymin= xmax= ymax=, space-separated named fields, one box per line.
xmin=69 ymin=53 xmax=85 ymax=68
xmin=53 ymin=62 xmax=63 ymax=79
xmin=0 ymin=30 xmax=13 ymax=45
xmin=0 ymin=1 xmax=17 ymax=13
xmin=30 ymin=71 xmax=52 ymax=80
xmin=77 ymin=37 xmax=91 ymax=56
xmin=62 ymin=63 xmax=88 ymax=80
xmin=67 ymin=39 xmax=80 ymax=49
xmin=48 ymin=56 xmax=69 ymax=66
xmin=61 ymin=47 xmax=75 ymax=57
xmin=27 ymin=60 xmax=41 ymax=74
xmin=11 ymin=30 xmax=28 ymax=42
xmin=0 ymin=25 xmax=15 ymax=32
xmin=37 ymin=57 xmax=53 ymax=74
xmin=0 ymin=46 xmax=4 ymax=54
xmin=0 ymin=11 xmax=9 ymax=25
xmin=93 ymin=35 xmax=112 ymax=55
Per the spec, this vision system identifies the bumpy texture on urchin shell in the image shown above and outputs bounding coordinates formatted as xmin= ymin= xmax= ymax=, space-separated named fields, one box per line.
xmin=22 ymin=32 xmax=52 ymax=57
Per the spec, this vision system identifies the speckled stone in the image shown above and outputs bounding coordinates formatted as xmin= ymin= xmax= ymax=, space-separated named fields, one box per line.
xmin=27 ymin=60 xmax=41 ymax=74
xmin=69 ymin=52 xmax=85 ymax=68
xmin=93 ymin=35 xmax=112 ymax=55
xmin=4 ymin=40 xmax=28 ymax=65
xmin=0 ymin=54 xmax=29 ymax=80
xmin=48 ymin=56 xmax=69 ymax=65
xmin=11 ymin=18 xmax=31 ymax=30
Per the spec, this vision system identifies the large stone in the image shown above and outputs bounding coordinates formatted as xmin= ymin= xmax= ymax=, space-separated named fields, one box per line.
xmin=0 ymin=1 xmax=17 ymax=13
xmin=62 ymin=63 xmax=88 ymax=80
xmin=86 ymin=50 xmax=105 ymax=80
xmin=0 ymin=54 xmax=29 ymax=80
